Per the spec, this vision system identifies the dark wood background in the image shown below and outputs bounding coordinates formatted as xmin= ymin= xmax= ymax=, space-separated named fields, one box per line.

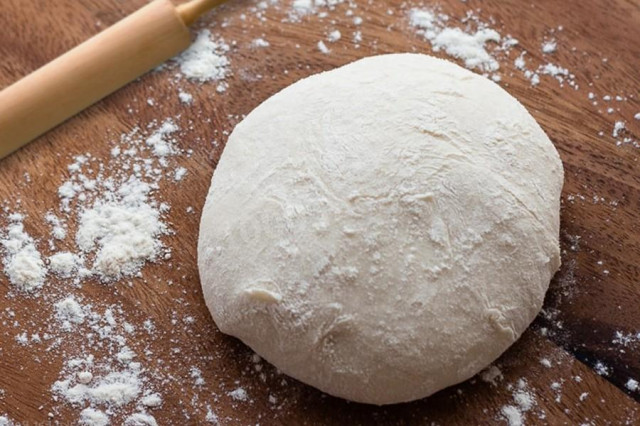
xmin=0 ymin=0 xmax=639 ymax=424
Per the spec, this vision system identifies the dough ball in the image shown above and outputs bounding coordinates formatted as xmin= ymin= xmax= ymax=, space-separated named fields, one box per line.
xmin=198 ymin=54 xmax=563 ymax=405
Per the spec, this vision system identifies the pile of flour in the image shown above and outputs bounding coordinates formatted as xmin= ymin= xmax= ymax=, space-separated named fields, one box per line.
xmin=175 ymin=30 xmax=231 ymax=92
xmin=409 ymin=9 xmax=503 ymax=73
xmin=0 ymin=214 xmax=46 ymax=291
xmin=0 ymin=119 xmax=185 ymax=291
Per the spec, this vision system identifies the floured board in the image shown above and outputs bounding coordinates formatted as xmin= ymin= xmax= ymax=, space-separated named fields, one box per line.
xmin=0 ymin=0 xmax=639 ymax=424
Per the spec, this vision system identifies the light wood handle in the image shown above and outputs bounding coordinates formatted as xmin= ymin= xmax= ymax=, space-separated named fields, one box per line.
xmin=0 ymin=0 xmax=192 ymax=159
xmin=177 ymin=0 xmax=228 ymax=25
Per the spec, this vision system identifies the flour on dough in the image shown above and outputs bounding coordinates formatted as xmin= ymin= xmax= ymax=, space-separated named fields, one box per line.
xmin=198 ymin=53 xmax=563 ymax=405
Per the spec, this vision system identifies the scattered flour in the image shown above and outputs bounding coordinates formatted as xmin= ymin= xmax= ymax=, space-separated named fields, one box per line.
xmin=540 ymin=63 xmax=570 ymax=82
xmin=205 ymin=406 xmax=219 ymax=424
xmin=317 ymin=40 xmax=330 ymax=54
xmin=55 ymin=119 xmax=182 ymax=284
xmin=53 ymin=370 xmax=142 ymax=406
xmin=292 ymin=0 xmax=313 ymax=14
xmin=145 ymin=119 xmax=179 ymax=158
xmin=75 ymin=179 xmax=166 ymax=282
xmin=500 ymin=405 xmax=523 ymax=426
xmin=500 ymin=379 xmax=535 ymax=426
xmin=290 ymin=0 xmax=346 ymax=18
xmin=79 ymin=407 xmax=109 ymax=426
xmin=1 ymin=214 xmax=46 ymax=292
xmin=431 ymin=27 xmax=501 ymax=72
xmin=12 ymin=118 xmax=191 ymax=422
xmin=327 ymin=30 xmax=341 ymax=42
xmin=612 ymin=330 xmax=640 ymax=347
xmin=612 ymin=121 xmax=626 ymax=138
xmin=178 ymin=90 xmax=193 ymax=104
xmin=229 ymin=387 xmax=249 ymax=401
xmin=177 ymin=30 xmax=230 ymax=83
xmin=55 ymin=296 xmax=85 ymax=328
xmin=594 ymin=361 xmax=610 ymax=376
xmin=49 ymin=252 xmax=81 ymax=277
xmin=45 ymin=213 xmax=67 ymax=240
xmin=542 ymin=40 xmax=557 ymax=54
xmin=409 ymin=8 xmax=502 ymax=73
xmin=15 ymin=332 xmax=28 ymax=345
xmin=251 ymin=38 xmax=270 ymax=48
xmin=1 ymin=1 xmax=636 ymax=424
xmin=190 ymin=367 xmax=205 ymax=386
xmin=174 ymin=167 xmax=188 ymax=182
xmin=140 ymin=393 xmax=162 ymax=407
xmin=49 ymin=302 xmax=164 ymax=423
xmin=124 ymin=412 xmax=158 ymax=426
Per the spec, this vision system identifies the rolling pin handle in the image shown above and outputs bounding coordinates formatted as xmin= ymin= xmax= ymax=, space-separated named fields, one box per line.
xmin=0 ymin=0 xmax=227 ymax=160
xmin=177 ymin=0 xmax=226 ymax=26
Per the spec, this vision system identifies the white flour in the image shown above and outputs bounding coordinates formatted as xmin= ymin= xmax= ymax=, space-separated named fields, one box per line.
xmin=613 ymin=121 xmax=626 ymax=138
xmin=45 ymin=212 xmax=67 ymax=240
xmin=542 ymin=40 xmax=557 ymax=54
xmin=500 ymin=405 xmax=523 ymax=426
xmin=144 ymin=119 xmax=179 ymax=158
xmin=431 ymin=27 xmax=501 ymax=71
xmin=177 ymin=30 xmax=230 ymax=83
xmin=140 ymin=393 xmax=162 ymax=407
xmin=124 ymin=412 xmax=158 ymax=425
xmin=612 ymin=330 xmax=640 ymax=347
xmin=54 ymin=369 xmax=141 ymax=405
xmin=500 ymin=379 xmax=536 ymax=426
xmin=408 ymin=8 xmax=580 ymax=89
xmin=327 ymin=30 xmax=341 ymax=42
xmin=51 ymin=302 xmax=162 ymax=424
xmin=0 ymin=117 xmax=189 ymax=422
xmin=178 ymin=90 xmax=193 ymax=104
xmin=47 ymin=119 xmax=184 ymax=284
xmin=594 ymin=361 xmax=610 ymax=376
xmin=251 ymin=38 xmax=270 ymax=48
xmin=55 ymin=296 xmax=85 ymax=329
xmin=75 ymin=178 xmax=165 ymax=282
xmin=49 ymin=252 xmax=81 ymax=277
xmin=1 ymin=214 xmax=46 ymax=292
xmin=229 ymin=387 xmax=249 ymax=401
xmin=174 ymin=167 xmax=187 ymax=182
xmin=290 ymin=0 xmax=345 ymax=18
xmin=79 ymin=408 xmax=109 ymax=426
xmin=317 ymin=40 xmax=330 ymax=54
xmin=409 ymin=8 xmax=502 ymax=73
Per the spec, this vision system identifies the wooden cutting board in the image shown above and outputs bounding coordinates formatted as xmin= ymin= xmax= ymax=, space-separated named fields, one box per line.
xmin=0 ymin=0 xmax=639 ymax=424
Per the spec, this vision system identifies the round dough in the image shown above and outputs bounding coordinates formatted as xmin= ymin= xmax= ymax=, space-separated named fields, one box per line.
xmin=198 ymin=53 xmax=563 ymax=405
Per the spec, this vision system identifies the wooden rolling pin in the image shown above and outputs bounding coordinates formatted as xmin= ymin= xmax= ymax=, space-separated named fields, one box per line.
xmin=0 ymin=0 xmax=226 ymax=159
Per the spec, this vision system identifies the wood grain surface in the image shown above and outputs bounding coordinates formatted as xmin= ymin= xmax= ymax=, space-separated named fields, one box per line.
xmin=1 ymin=0 xmax=639 ymax=424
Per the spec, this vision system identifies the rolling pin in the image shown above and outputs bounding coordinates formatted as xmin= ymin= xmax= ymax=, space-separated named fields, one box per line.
xmin=0 ymin=0 xmax=226 ymax=159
